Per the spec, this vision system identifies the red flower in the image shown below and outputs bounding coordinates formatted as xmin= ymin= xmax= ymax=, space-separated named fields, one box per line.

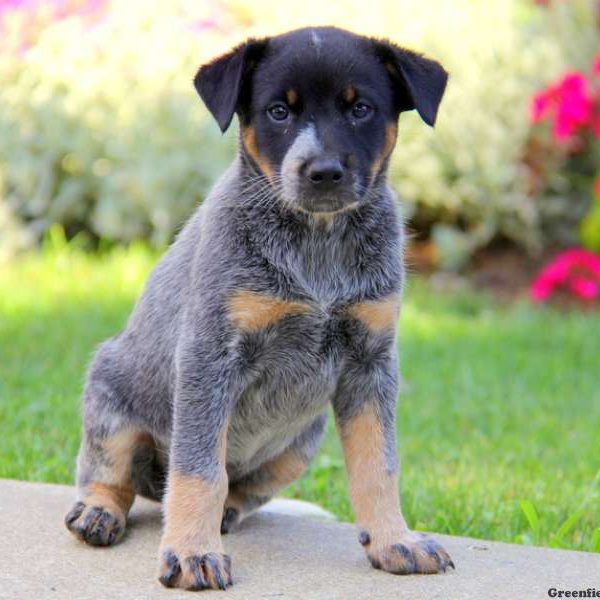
xmin=530 ymin=248 xmax=600 ymax=303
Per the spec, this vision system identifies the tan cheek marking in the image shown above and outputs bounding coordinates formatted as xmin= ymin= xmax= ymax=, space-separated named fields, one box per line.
xmin=242 ymin=126 xmax=273 ymax=181
xmin=346 ymin=293 xmax=400 ymax=333
xmin=370 ymin=123 xmax=398 ymax=180
xmin=286 ymin=89 xmax=298 ymax=106
xmin=162 ymin=427 xmax=228 ymax=554
xmin=228 ymin=290 xmax=311 ymax=332
xmin=343 ymin=86 xmax=356 ymax=103
xmin=338 ymin=405 xmax=406 ymax=549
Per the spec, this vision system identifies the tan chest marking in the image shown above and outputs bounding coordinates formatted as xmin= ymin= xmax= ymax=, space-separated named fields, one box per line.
xmin=345 ymin=294 xmax=400 ymax=333
xmin=228 ymin=290 xmax=311 ymax=332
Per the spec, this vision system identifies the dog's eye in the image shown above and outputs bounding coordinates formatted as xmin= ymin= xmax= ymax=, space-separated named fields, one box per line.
xmin=351 ymin=102 xmax=372 ymax=119
xmin=267 ymin=103 xmax=290 ymax=122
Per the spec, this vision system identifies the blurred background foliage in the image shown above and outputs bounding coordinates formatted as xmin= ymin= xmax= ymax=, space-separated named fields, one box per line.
xmin=0 ymin=0 xmax=599 ymax=266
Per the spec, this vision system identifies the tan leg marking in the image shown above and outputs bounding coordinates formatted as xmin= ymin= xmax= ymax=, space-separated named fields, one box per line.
xmin=158 ymin=426 xmax=232 ymax=590
xmin=338 ymin=404 xmax=406 ymax=551
xmin=85 ymin=482 xmax=134 ymax=517
xmin=370 ymin=123 xmax=398 ymax=180
xmin=161 ymin=472 xmax=227 ymax=555
xmin=346 ymin=293 xmax=400 ymax=333
xmin=65 ymin=428 xmax=148 ymax=544
xmin=222 ymin=448 xmax=307 ymax=533
xmin=227 ymin=448 xmax=306 ymax=509
xmin=242 ymin=126 xmax=273 ymax=181
xmin=228 ymin=290 xmax=311 ymax=332
xmin=161 ymin=427 xmax=228 ymax=556
xmin=338 ymin=405 xmax=454 ymax=574
xmin=82 ymin=428 xmax=148 ymax=514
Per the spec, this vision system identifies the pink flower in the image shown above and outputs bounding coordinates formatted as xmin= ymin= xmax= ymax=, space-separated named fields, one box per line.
xmin=530 ymin=89 xmax=554 ymax=123
xmin=552 ymin=73 xmax=592 ymax=141
xmin=569 ymin=276 xmax=599 ymax=300
xmin=530 ymin=248 xmax=600 ymax=303
xmin=529 ymin=72 xmax=593 ymax=142
xmin=593 ymin=54 xmax=600 ymax=75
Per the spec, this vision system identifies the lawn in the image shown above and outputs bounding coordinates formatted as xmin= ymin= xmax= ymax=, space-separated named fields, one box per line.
xmin=1 ymin=235 xmax=599 ymax=553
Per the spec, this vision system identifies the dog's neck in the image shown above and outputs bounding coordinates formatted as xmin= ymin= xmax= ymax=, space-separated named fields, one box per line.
xmin=220 ymin=155 xmax=404 ymax=304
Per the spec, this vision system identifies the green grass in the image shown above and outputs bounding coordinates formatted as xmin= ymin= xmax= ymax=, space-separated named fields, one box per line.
xmin=1 ymin=235 xmax=599 ymax=553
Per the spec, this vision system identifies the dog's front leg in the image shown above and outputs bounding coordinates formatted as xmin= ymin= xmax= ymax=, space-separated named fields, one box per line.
xmin=158 ymin=345 xmax=233 ymax=591
xmin=333 ymin=351 xmax=454 ymax=575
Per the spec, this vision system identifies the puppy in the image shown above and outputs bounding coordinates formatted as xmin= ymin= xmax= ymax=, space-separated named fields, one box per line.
xmin=65 ymin=26 xmax=451 ymax=591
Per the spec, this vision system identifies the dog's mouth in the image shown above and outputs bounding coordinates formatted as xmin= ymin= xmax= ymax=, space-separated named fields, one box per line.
xmin=276 ymin=174 xmax=364 ymax=215
xmin=293 ymin=190 xmax=361 ymax=215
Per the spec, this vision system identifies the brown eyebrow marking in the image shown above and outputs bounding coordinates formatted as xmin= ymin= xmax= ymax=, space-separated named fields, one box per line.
xmin=242 ymin=126 xmax=273 ymax=181
xmin=228 ymin=290 xmax=311 ymax=332
xmin=286 ymin=89 xmax=298 ymax=106
xmin=342 ymin=86 xmax=357 ymax=103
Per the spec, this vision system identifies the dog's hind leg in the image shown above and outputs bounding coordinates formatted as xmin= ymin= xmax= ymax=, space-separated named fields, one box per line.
xmin=65 ymin=423 xmax=153 ymax=546
xmin=64 ymin=367 xmax=156 ymax=546
xmin=221 ymin=413 xmax=326 ymax=533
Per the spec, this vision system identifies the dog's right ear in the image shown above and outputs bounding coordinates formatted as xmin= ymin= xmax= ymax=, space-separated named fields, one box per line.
xmin=194 ymin=39 xmax=268 ymax=133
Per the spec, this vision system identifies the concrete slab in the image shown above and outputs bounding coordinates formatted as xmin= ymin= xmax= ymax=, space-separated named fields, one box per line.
xmin=0 ymin=479 xmax=598 ymax=599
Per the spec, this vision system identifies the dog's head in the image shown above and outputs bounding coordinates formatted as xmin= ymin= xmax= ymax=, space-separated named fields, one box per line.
xmin=195 ymin=27 xmax=447 ymax=215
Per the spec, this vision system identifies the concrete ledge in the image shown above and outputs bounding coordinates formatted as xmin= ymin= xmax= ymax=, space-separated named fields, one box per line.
xmin=0 ymin=479 xmax=598 ymax=599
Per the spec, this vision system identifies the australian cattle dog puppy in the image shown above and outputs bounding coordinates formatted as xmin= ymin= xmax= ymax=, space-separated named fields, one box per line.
xmin=65 ymin=26 xmax=451 ymax=591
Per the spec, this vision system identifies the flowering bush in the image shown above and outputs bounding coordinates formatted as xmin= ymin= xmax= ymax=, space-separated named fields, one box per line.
xmin=531 ymin=67 xmax=599 ymax=143
xmin=526 ymin=1 xmax=600 ymax=305
xmin=530 ymin=248 xmax=600 ymax=303
xmin=525 ymin=0 xmax=600 ymax=256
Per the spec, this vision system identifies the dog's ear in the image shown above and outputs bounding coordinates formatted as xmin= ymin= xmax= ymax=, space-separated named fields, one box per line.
xmin=372 ymin=41 xmax=448 ymax=127
xmin=194 ymin=39 xmax=268 ymax=133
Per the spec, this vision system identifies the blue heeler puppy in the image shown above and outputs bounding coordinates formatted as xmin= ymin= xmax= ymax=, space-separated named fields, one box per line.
xmin=64 ymin=26 xmax=452 ymax=591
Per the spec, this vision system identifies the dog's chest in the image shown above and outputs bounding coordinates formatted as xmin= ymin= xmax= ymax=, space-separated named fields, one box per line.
xmin=226 ymin=300 xmax=350 ymax=472
xmin=232 ymin=297 xmax=349 ymax=399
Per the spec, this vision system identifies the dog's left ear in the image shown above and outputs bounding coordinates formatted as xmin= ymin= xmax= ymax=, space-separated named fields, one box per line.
xmin=372 ymin=41 xmax=448 ymax=127
xmin=194 ymin=39 xmax=268 ymax=133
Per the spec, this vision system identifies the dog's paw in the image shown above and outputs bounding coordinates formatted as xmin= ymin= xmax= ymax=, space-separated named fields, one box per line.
xmin=364 ymin=531 xmax=454 ymax=575
xmin=64 ymin=501 xmax=125 ymax=546
xmin=158 ymin=548 xmax=232 ymax=591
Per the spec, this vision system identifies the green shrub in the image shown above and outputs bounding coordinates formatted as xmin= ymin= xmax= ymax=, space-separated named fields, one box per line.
xmin=0 ymin=0 xmax=598 ymax=262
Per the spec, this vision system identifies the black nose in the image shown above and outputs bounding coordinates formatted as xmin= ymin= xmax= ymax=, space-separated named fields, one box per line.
xmin=305 ymin=158 xmax=345 ymax=187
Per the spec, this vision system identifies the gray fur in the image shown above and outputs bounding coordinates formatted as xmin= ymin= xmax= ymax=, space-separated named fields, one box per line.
xmin=65 ymin=27 xmax=455 ymax=586
xmin=75 ymin=151 xmax=403 ymax=493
